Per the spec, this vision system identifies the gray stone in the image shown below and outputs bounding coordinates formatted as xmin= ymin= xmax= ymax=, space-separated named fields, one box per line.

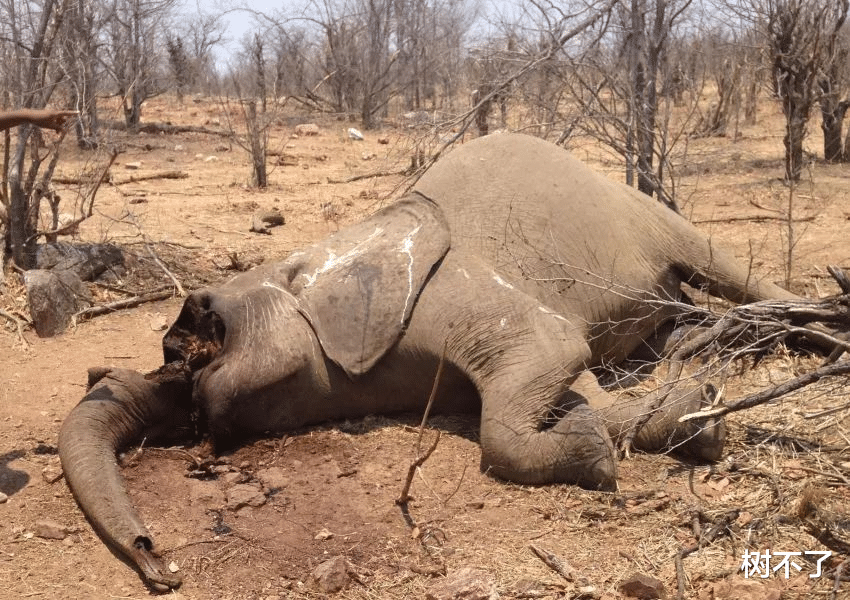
xmin=188 ymin=480 xmax=225 ymax=508
xmin=294 ymin=123 xmax=319 ymax=136
xmin=25 ymin=268 xmax=91 ymax=337
xmin=34 ymin=519 xmax=68 ymax=540
xmin=426 ymin=567 xmax=499 ymax=600
xmin=225 ymin=484 xmax=266 ymax=510
xmin=618 ymin=573 xmax=666 ymax=600
xmin=310 ymin=556 xmax=350 ymax=593
xmin=250 ymin=209 xmax=285 ymax=235
xmin=256 ymin=467 xmax=288 ymax=490
xmin=36 ymin=242 xmax=125 ymax=282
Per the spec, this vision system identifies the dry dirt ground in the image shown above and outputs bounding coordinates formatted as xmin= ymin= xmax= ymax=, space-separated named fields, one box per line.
xmin=1 ymin=96 xmax=850 ymax=600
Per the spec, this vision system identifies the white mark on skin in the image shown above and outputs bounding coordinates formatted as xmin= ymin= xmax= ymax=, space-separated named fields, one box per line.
xmin=398 ymin=224 xmax=422 ymax=324
xmin=301 ymin=227 xmax=385 ymax=287
xmin=492 ymin=274 xmax=514 ymax=290
xmin=500 ymin=318 xmax=507 ymax=328
xmin=262 ymin=281 xmax=288 ymax=294
xmin=457 ymin=268 xmax=470 ymax=279
xmin=538 ymin=305 xmax=569 ymax=322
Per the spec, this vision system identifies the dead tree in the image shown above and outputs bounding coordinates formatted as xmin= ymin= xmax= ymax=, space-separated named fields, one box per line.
xmin=3 ymin=0 xmax=67 ymax=269
xmin=105 ymin=0 xmax=178 ymax=129
xmin=816 ymin=0 xmax=850 ymax=163
xmin=763 ymin=0 xmax=848 ymax=180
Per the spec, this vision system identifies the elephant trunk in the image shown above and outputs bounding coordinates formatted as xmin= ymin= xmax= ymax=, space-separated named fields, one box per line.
xmin=599 ymin=382 xmax=726 ymax=461
xmin=59 ymin=366 xmax=192 ymax=591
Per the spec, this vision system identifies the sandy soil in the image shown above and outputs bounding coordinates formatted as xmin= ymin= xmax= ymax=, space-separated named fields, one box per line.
xmin=1 ymin=95 xmax=849 ymax=600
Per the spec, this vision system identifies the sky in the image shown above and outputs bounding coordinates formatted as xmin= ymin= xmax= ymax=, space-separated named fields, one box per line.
xmin=183 ymin=0 xmax=289 ymax=68
xmin=188 ymin=0 xmax=501 ymax=70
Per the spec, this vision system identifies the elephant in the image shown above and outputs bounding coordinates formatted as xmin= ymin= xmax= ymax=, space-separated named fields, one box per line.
xmin=59 ymin=133 xmax=797 ymax=591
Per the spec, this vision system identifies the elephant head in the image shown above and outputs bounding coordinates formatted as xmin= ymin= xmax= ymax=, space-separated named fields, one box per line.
xmin=60 ymin=194 xmax=451 ymax=590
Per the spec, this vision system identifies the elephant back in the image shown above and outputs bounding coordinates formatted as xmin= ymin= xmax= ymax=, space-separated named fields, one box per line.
xmin=414 ymin=133 xmax=682 ymax=320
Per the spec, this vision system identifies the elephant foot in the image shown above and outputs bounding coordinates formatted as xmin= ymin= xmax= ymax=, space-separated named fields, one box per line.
xmin=480 ymin=404 xmax=618 ymax=491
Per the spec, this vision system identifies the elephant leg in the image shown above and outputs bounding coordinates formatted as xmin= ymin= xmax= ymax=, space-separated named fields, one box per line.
xmin=405 ymin=252 xmax=618 ymax=490
xmin=574 ymin=370 xmax=726 ymax=461
xmin=480 ymin=395 xmax=618 ymax=490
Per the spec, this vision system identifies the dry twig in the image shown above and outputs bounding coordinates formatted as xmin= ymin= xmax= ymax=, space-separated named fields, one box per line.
xmin=114 ymin=170 xmax=189 ymax=185
xmin=529 ymin=544 xmax=576 ymax=582
xmin=397 ymin=341 xmax=447 ymax=506
xmin=0 ymin=307 xmax=30 ymax=347
xmin=74 ymin=289 xmax=175 ymax=321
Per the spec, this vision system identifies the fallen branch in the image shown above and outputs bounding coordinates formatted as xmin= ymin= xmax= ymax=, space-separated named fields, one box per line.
xmin=328 ymin=169 xmax=408 ymax=184
xmin=146 ymin=244 xmax=186 ymax=297
xmin=100 ymin=119 xmax=229 ymax=137
xmin=692 ymin=215 xmax=816 ymax=224
xmin=74 ymin=289 xmax=175 ymax=321
xmin=529 ymin=544 xmax=575 ymax=582
xmin=619 ymin=289 xmax=850 ymax=454
xmin=114 ymin=170 xmax=189 ymax=185
xmin=832 ymin=558 xmax=850 ymax=600
xmin=680 ymin=359 xmax=850 ymax=423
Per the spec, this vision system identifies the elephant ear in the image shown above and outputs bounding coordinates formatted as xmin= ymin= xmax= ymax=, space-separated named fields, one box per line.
xmin=281 ymin=194 xmax=449 ymax=377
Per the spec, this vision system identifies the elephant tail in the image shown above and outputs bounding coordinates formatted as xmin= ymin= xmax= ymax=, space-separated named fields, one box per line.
xmin=59 ymin=366 xmax=192 ymax=591
xmin=672 ymin=222 xmax=798 ymax=303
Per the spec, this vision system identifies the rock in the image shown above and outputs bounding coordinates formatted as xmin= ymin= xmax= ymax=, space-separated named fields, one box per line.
xmin=225 ymin=484 xmax=267 ymax=510
xmin=347 ymin=127 xmax=364 ymax=140
xmin=618 ymin=573 xmax=666 ymax=599
xmin=34 ymin=520 xmax=68 ymax=540
xmin=149 ymin=313 xmax=168 ymax=331
xmin=36 ymin=242 xmax=125 ymax=282
xmin=188 ymin=480 xmax=225 ymax=508
xmin=41 ymin=467 xmax=63 ymax=484
xmin=314 ymin=528 xmax=334 ymax=540
xmin=204 ymin=155 xmax=218 ymax=162
xmin=124 ymin=161 xmax=142 ymax=169
xmin=0 ymin=492 xmax=8 ymax=503
xmin=294 ymin=123 xmax=320 ymax=136
xmin=250 ymin=209 xmax=285 ymax=234
xmin=310 ymin=556 xmax=351 ymax=593
xmin=426 ymin=567 xmax=500 ymax=600
xmin=25 ymin=268 xmax=91 ymax=337
xmin=221 ymin=471 xmax=247 ymax=486
xmin=377 ymin=136 xmax=390 ymax=144
xmin=257 ymin=467 xmax=288 ymax=490
xmin=362 ymin=152 xmax=376 ymax=161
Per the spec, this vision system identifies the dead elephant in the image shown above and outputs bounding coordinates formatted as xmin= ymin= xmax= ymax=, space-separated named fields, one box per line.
xmin=59 ymin=133 xmax=797 ymax=590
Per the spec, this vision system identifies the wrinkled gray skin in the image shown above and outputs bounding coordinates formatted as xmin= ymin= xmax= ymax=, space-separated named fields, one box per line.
xmin=59 ymin=134 xmax=796 ymax=590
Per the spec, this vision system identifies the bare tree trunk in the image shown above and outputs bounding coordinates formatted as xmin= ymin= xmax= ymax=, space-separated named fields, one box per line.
xmin=245 ymin=101 xmax=267 ymax=188
xmin=820 ymin=100 xmax=850 ymax=163
xmin=783 ymin=103 xmax=807 ymax=181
